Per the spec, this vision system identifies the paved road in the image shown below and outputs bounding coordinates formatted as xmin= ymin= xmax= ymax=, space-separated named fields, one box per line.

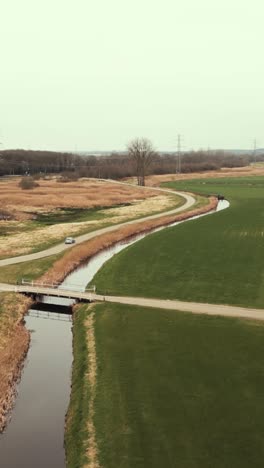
xmin=0 ymin=182 xmax=195 ymax=266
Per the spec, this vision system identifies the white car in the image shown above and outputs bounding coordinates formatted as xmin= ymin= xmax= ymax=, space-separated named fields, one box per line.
xmin=65 ymin=237 xmax=75 ymax=244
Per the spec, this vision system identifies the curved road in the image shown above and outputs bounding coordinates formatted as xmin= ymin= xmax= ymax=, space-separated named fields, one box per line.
xmin=0 ymin=183 xmax=195 ymax=267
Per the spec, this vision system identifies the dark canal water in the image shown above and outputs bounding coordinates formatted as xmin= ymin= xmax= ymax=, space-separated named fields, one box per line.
xmin=0 ymin=312 xmax=72 ymax=468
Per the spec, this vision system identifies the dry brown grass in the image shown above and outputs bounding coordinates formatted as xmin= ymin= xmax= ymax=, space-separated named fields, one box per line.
xmin=0 ymin=293 xmax=32 ymax=432
xmin=144 ymin=165 xmax=264 ymax=186
xmin=100 ymin=194 xmax=176 ymax=223
xmin=40 ymin=197 xmax=217 ymax=285
xmin=0 ymin=177 xmax=158 ymax=220
xmin=84 ymin=309 xmax=100 ymax=468
xmin=0 ymin=194 xmax=179 ymax=258
xmin=0 ymin=177 xmax=175 ymax=258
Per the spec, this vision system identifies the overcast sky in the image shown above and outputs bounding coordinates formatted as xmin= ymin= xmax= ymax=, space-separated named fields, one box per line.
xmin=1 ymin=0 xmax=263 ymax=151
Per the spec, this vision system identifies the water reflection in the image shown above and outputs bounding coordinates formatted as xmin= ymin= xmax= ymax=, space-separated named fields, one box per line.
xmin=0 ymin=315 xmax=72 ymax=468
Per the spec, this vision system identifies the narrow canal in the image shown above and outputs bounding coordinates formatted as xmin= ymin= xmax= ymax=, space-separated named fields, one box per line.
xmin=0 ymin=311 xmax=72 ymax=467
xmin=63 ymin=199 xmax=229 ymax=290
xmin=0 ymin=199 xmax=229 ymax=467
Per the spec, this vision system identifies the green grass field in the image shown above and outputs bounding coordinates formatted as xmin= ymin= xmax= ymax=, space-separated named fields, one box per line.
xmin=65 ymin=304 xmax=90 ymax=468
xmin=88 ymin=302 xmax=264 ymax=468
xmin=93 ymin=176 xmax=264 ymax=308
xmin=0 ymin=254 xmax=63 ymax=284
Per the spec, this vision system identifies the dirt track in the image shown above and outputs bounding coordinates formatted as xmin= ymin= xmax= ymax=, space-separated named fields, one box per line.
xmin=0 ymin=283 xmax=264 ymax=322
xmin=99 ymin=295 xmax=264 ymax=322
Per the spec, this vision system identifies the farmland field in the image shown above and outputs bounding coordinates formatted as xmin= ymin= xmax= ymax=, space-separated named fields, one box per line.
xmin=69 ymin=302 xmax=264 ymax=468
xmin=93 ymin=176 xmax=264 ymax=309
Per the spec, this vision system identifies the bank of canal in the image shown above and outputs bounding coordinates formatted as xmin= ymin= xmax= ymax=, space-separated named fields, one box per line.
xmin=63 ymin=199 xmax=229 ymax=291
xmin=0 ymin=311 xmax=72 ymax=467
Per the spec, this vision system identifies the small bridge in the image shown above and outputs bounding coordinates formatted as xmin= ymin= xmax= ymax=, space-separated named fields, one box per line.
xmin=12 ymin=279 xmax=97 ymax=303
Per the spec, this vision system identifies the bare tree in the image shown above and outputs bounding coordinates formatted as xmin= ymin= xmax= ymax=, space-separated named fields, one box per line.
xmin=127 ymin=138 xmax=155 ymax=186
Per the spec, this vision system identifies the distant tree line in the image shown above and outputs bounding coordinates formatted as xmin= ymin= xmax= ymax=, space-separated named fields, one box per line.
xmin=0 ymin=150 xmax=81 ymax=176
xmin=0 ymin=147 xmax=258 ymax=181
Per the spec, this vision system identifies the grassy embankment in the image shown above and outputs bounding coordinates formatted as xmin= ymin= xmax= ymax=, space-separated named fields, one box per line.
xmin=0 ymin=254 xmax=64 ymax=284
xmin=67 ymin=302 xmax=264 ymax=468
xmin=37 ymin=195 xmax=214 ymax=286
xmin=65 ymin=304 xmax=91 ymax=468
xmin=0 ymin=292 xmax=31 ymax=431
xmin=93 ymin=176 xmax=264 ymax=309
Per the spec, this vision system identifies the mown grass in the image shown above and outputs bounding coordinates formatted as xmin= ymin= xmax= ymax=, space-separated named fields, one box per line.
xmin=93 ymin=176 xmax=264 ymax=309
xmin=164 ymin=175 xmax=264 ymax=196
xmin=0 ymin=254 xmax=63 ymax=284
xmin=93 ymin=302 xmax=264 ymax=468
xmin=65 ymin=304 xmax=91 ymax=468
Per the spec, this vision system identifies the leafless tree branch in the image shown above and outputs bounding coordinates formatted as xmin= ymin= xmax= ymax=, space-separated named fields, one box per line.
xmin=127 ymin=137 xmax=156 ymax=186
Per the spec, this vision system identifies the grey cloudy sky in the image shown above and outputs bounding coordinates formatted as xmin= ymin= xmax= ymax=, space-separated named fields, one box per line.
xmin=1 ymin=0 xmax=263 ymax=151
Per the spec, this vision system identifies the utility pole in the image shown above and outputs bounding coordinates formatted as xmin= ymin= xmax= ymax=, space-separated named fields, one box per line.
xmin=177 ymin=134 xmax=182 ymax=173
xmin=253 ymin=138 xmax=257 ymax=164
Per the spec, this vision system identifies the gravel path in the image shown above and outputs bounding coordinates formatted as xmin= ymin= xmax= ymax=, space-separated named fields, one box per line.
xmin=0 ymin=283 xmax=264 ymax=321
xmin=98 ymin=294 xmax=264 ymax=322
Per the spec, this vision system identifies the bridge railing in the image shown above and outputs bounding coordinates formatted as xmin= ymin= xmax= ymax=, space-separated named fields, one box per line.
xmin=21 ymin=278 xmax=61 ymax=288
xmin=21 ymin=278 xmax=96 ymax=293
